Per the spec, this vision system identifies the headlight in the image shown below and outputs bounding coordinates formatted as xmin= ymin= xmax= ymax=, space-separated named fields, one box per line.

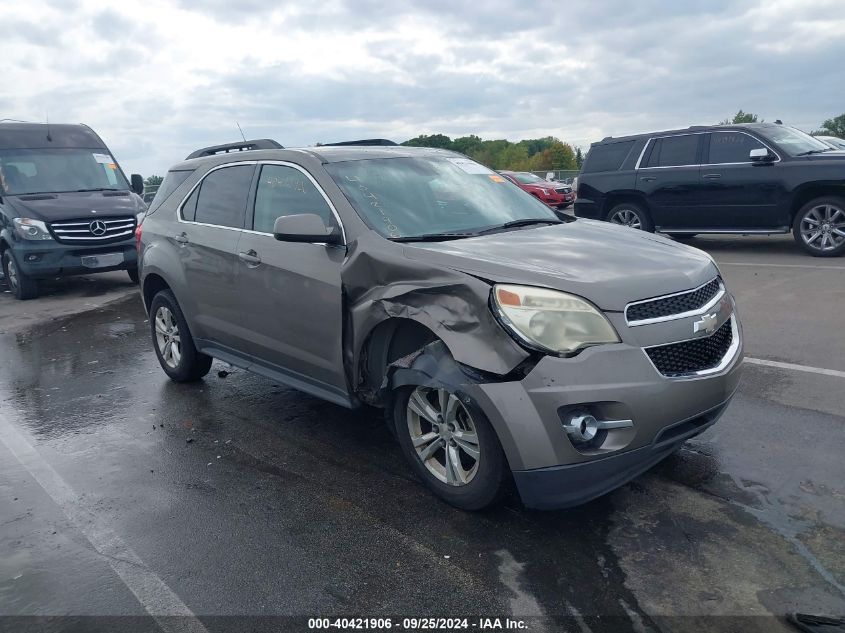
xmin=493 ymin=284 xmax=620 ymax=355
xmin=13 ymin=218 xmax=53 ymax=241
xmin=539 ymin=188 xmax=550 ymax=195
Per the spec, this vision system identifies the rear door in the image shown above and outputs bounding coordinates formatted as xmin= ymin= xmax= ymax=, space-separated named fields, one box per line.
xmin=177 ymin=163 xmax=255 ymax=358
xmin=235 ymin=162 xmax=350 ymax=406
xmin=698 ymin=131 xmax=787 ymax=229
xmin=636 ymin=133 xmax=704 ymax=229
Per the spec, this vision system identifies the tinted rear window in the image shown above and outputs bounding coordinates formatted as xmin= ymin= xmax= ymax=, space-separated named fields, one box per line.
xmin=193 ymin=165 xmax=254 ymax=228
xmin=644 ymin=135 xmax=700 ymax=168
xmin=147 ymin=170 xmax=193 ymax=214
xmin=582 ymin=141 xmax=635 ymax=173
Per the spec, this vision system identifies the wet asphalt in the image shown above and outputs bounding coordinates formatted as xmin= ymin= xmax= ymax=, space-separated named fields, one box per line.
xmin=0 ymin=235 xmax=843 ymax=632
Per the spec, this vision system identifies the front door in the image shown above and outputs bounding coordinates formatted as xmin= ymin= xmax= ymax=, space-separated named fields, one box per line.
xmin=235 ymin=162 xmax=349 ymax=405
xmin=697 ymin=131 xmax=788 ymax=229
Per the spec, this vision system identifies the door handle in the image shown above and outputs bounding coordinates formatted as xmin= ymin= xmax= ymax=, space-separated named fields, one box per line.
xmin=238 ymin=250 xmax=261 ymax=266
xmin=175 ymin=232 xmax=189 ymax=244
xmin=640 ymin=176 xmax=656 ymax=182
xmin=702 ymin=173 xmax=722 ymax=180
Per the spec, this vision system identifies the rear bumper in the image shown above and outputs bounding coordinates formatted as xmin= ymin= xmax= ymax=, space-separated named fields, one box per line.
xmin=573 ymin=198 xmax=602 ymax=219
xmin=11 ymin=239 xmax=137 ymax=278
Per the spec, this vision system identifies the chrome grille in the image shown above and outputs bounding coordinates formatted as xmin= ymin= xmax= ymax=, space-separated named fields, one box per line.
xmin=626 ymin=278 xmax=722 ymax=325
xmin=48 ymin=217 xmax=136 ymax=244
xmin=645 ymin=318 xmax=734 ymax=377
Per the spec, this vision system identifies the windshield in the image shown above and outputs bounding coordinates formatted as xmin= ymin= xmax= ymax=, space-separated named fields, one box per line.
xmin=0 ymin=148 xmax=130 ymax=195
xmin=511 ymin=172 xmax=545 ymax=185
xmin=326 ymin=156 xmax=557 ymax=239
xmin=762 ymin=126 xmax=832 ymax=156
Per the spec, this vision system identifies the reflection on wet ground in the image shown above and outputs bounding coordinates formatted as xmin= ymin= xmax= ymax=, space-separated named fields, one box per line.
xmin=0 ymin=297 xmax=843 ymax=629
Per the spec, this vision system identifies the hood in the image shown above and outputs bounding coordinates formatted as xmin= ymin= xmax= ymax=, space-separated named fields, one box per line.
xmin=3 ymin=191 xmax=144 ymax=222
xmin=403 ymin=220 xmax=718 ymax=311
xmin=522 ymin=180 xmax=560 ymax=190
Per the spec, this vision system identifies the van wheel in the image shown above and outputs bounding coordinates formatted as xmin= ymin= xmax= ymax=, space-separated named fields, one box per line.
xmin=393 ymin=385 xmax=508 ymax=510
xmin=668 ymin=233 xmax=698 ymax=241
xmin=607 ymin=202 xmax=654 ymax=232
xmin=149 ymin=289 xmax=212 ymax=382
xmin=2 ymin=251 xmax=39 ymax=300
xmin=793 ymin=196 xmax=845 ymax=257
xmin=127 ymin=267 xmax=140 ymax=284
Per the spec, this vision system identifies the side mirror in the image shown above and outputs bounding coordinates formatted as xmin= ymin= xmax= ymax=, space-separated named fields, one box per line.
xmin=273 ymin=213 xmax=342 ymax=245
xmin=749 ymin=148 xmax=775 ymax=164
xmin=130 ymin=174 xmax=145 ymax=195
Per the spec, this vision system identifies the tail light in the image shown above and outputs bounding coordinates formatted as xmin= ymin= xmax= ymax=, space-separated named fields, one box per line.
xmin=135 ymin=222 xmax=143 ymax=252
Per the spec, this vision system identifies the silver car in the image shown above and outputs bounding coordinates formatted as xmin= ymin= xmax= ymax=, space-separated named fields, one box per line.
xmin=138 ymin=140 xmax=743 ymax=510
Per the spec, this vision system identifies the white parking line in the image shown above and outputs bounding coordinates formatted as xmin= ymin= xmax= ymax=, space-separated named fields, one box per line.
xmin=745 ymin=357 xmax=845 ymax=379
xmin=0 ymin=411 xmax=209 ymax=632
xmin=718 ymin=261 xmax=845 ymax=270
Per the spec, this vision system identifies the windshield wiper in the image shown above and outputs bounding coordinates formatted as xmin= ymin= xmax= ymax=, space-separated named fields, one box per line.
xmin=477 ymin=218 xmax=563 ymax=234
xmin=391 ymin=232 xmax=479 ymax=242
xmin=796 ymin=148 xmax=834 ymax=156
xmin=72 ymin=188 xmax=122 ymax=192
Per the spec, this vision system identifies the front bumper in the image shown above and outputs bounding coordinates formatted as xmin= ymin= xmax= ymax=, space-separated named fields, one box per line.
xmin=11 ymin=238 xmax=137 ymax=279
xmin=464 ymin=309 xmax=743 ymax=509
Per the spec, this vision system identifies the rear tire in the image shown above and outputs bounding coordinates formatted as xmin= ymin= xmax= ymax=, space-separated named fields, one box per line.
xmin=668 ymin=233 xmax=698 ymax=241
xmin=792 ymin=196 xmax=845 ymax=257
xmin=2 ymin=251 xmax=39 ymax=300
xmin=606 ymin=202 xmax=654 ymax=232
xmin=149 ymin=289 xmax=212 ymax=382
xmin=393 ymin=385 xmax=508 ymax=510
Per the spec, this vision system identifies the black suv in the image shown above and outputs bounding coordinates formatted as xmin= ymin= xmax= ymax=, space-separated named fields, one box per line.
xmin=573 ymin=123 xmax=845 ymax=256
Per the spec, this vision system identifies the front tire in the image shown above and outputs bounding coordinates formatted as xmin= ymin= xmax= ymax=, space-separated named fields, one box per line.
xmin=149 ymin=289 xmax=212 ymax=382
xmin=393 ymin=385 xmax=508 ymax=510
xmin=607 ymin=202 xmax=654 ymax=232
xmin=127 ymin=267 xmax=140 ymax=284
xmin=793 ymin=196 xmax=845 ymax=257
xmin=2 ymin=251 xmax=39 ymax=300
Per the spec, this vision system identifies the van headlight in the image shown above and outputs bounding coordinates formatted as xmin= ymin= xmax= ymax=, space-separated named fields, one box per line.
xmin=493 ymin=284 xmax=620 ymax=355
xmin=13 ymin=218 xmax=53 ymax=241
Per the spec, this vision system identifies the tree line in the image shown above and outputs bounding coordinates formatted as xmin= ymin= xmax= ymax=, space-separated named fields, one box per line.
xmin=401 ymin=134 xmax=582 ymax=172
xmin=721 ymin=109 xmax=845 ymax=137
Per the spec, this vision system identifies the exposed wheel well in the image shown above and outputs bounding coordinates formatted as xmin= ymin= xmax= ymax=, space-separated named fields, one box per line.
xmin=790 ymin=185 xmax=845 ymax=222
xmin=602 ymin=192 xmax=649 ymax=220
xmin=142 ymin=273 xmax=171 ymax=312
xmin=357 ymin=318 xmax=440 ymax=402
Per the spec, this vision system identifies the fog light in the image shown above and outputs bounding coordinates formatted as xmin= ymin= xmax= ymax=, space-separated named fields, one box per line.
xmin=25 ymin=254 xmax=42 ymax=262
xmin=561 ymin=408 xmax=634 ymax=447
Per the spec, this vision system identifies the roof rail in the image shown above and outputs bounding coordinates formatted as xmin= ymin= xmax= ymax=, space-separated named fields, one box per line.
xmin=321 ymin=139 xmax=398 ymax=147
xmin=185 ymin=139 xmax=283 ymax=160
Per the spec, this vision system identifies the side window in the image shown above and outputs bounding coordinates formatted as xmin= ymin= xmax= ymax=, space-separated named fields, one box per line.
xmin=645 ymin=135 xmax=700 ymax=168
xmin=194 ymin=165 xmax=254 ymax=228
xmin=253 ymin=164 xmax=334 ymax=233
xmin=149 ymin=169 xmax=193 ymax=214
xmin=181 ymin=187 xmax=199 ymax=222
xmin=708 ymin=132 xmax=766 ymax=164
xmin=582 ymin=140 xmax=635 ymax=173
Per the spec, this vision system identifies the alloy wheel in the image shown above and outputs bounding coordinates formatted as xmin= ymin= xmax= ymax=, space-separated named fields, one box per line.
xmin=800 ymin=203 xmax=845 ymax=252
xmin=609 ymin=209 xmax=643 ymax=229
xmin=6 ymin=257 xmax=19 ymax=290
xmin=406 ymin=386 xmax=481 ymax=486
xmin=154 ymin=306 xmax=182 ymax=369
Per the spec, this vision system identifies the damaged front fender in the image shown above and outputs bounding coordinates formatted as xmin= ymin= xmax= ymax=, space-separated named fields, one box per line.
xmin=342 ymin=233 xmax=529 ymax=395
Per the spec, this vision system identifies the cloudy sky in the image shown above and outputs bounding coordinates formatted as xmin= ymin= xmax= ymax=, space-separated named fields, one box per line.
xmin=1 ymin=0 xmax=843 ymax=176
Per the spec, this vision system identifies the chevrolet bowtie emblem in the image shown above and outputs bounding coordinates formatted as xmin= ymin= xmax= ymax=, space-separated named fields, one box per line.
xmin=693 ymin=313 xmax=718 ymax=334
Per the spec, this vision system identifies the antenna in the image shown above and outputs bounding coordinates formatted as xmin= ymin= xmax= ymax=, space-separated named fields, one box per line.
xmin=46 ymin=110 xmax=52 ymax=142
xmin=236 ymin=121 xmax=247 ymax=142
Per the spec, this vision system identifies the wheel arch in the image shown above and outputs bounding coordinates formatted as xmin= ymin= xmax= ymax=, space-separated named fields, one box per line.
xmin=789 ymin=183 xmax=845 ymax=223
xmin=142 ymin=272 xmax=172 ymax=313
xmin=601 ymin=190 xmax=650 ymax=220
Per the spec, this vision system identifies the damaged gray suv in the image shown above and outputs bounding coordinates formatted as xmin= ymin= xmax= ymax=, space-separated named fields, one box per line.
xmin=138 ymin=139 xmax=743 ymax=510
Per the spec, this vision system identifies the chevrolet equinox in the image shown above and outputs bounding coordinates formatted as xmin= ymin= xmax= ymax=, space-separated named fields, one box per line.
xmin=138 ymin=139 xmax=743 ymax=510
